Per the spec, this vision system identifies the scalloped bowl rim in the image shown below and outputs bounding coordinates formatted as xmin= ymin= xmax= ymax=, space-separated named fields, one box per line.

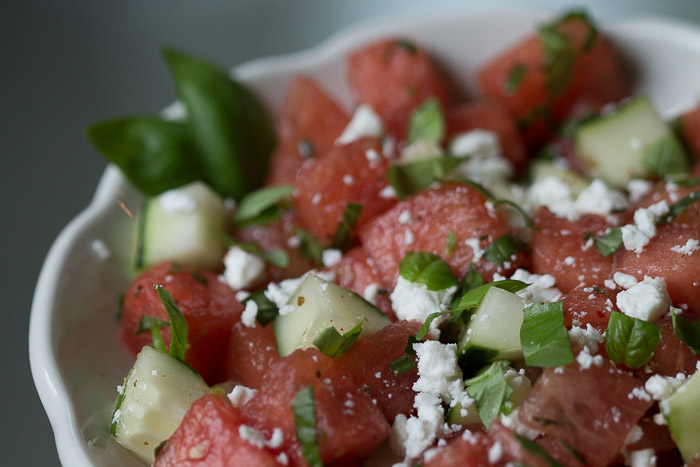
xmin=29 ymin=6 xmax=700 ymax=466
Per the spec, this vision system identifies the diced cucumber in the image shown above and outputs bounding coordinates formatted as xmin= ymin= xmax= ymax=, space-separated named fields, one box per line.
xmin=529 ymin=160 xmax=589 ymax=198
xmin=274 ymin=274 xmax=391 ymax=357
xmin=574 ymin=96 xmax=679 ymax=187
xmin=661 ymin=370 xmax=700 ymax=464
xmin=134 ymin=181 xmax=226 ymax=271
xmin=111 ymin=346 xmax=209 ymax=463
xmin=447 ymin=367 xmax=532 ymax=427
xmin=458 ymin=287 xmax=526 ymax=363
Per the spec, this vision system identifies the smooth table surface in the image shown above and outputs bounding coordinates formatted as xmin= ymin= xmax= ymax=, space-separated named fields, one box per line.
xmin=4 ymin=0 xmax=700 ymax=465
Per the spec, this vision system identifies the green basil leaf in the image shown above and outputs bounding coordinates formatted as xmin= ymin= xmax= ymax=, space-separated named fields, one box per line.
xmin=520 ymin=302 xmax=574 ymax=367
xmin=234 ymin=185 xmax=294 ymax=225
xmin=514 ymin=434 xmax=565 ymax=467
xmin=395 ymin=38 xmax=417 ymax=54
xmin=538 ymin=24 xmax=574 ymax=96
xmin=164 ymin=48 xmax=275 ymax=200
xmin=387 ymin=157 xmax=462 ymax=200
xmin=135 ymin=315 xmax=169 ymax=353
xmin=313 ymin=319 xmax=363 ymax=358
xmin=297 ymin=229 xmax=324 ymax=267
xmin=154 ymin=285 xmax=190 ymax=361
xmin=465 ymin=360 xmax=513 ymax=429
xmin=86 ymin=117 xmax=202 ymax=196
xmin=461 ymin=263 xmax=484 ymax=292
xmin=658 ymin=189 xmax=700 ymax=225
xmin=484 ymin=234 xmax=522 ymax=266
xmin=672 ymin=314 xmax=700 ymax=355
xmin=457 ymin=180 xmax=536 ymax=230
xmin=330 ymin=203 xmax=363 ymax=251
xmin=398 ymin=251 xmax=459 ymax=291
xmin=110 ymin=385 xmax=127 ymax=436
xmin=604 ymin=311 xmax=662 ymax=368
xmin=594 ymin=227 xmax=623 ymax=257
xmin=667 ymin=175 xmax=700 ymax=188
xmin=242 ymin=290 xmax=279 ymax=327
xmin=642 ymin=133 xmax=690 ymax=178
xmin=451 ymin=280 xmax=529 ymax=312
xmin=504 ymin=63 xmax=527 ymax=95
xmin=407 ymin=97 xmax=445 ymax=144
xmin=444 ymin=231 xmax=457 ymax=255
xmin=389 ymin=354 xmax=418 ymax=375
xmin=291 ymin=386 xmax=322 ymax=467
xmin=553 ymin=10 xmax=598 ymax=50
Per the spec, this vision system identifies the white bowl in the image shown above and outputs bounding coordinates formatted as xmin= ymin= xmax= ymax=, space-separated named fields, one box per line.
xmin=30 ymin=6 xmax=700 ymax=466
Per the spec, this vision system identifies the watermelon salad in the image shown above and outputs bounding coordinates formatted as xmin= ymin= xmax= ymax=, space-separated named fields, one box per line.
xmin=86 ymin=10 xmax=700 ymax=467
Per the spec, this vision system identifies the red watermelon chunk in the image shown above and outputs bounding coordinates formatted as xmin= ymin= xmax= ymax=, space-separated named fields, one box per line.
xmin=423 ymin=430 xmax=494 ymax=467
xmin=634 ymin=318 xmax=700 ymax=379
xmin=518 ymin=356 xmax=654 ymax=466
xmin=119 ymin=261 xmax=241 ymax=384
xmin=221 ymin=321 xmax=280 ymax=390
xmin=446 ymin=101 xmax=528 ymax=170
xmin=266 ymin=76 xmax=350 ymax=186
xmin=294 ymin=137 xmax=396 ymax=242
xmin=561 ymin=283 xmax=615 ymax=328
xmin=242 ymin=348 xmax=390 ymax=465
xmin=347 ymin=38 xmax=451 ymax=140
xmin=154 ymin=394 xmax=282 ymax=467
xmin=338 ymin=320 xmax=421 ymax=422
xmin=477 ymin=17 xmax=627 ymax=145
xmin=532 ymin=207 xmax=613 ymax=293
xmin=359 ymin=182 xmax=528 ymax=285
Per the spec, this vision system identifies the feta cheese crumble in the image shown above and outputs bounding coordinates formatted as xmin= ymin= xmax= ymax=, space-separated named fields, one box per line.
xmin=616 ymin=276 xmax=671 ymax=322
xmin=336 ymin=104 xmax=384 ymax=144
xmin=495 ymin=269 xmax=562 ymax=304
xmin=448 ymin=129 xmax=514 ymax=185
xmin=227 ymin=385 xmax=258 ymax=408
xmin=671 ymin=238 xmax=699 ymax=256
xmin=241 ymin=300 xmax=258 ymax=328
xmin=526 ymin=176 xmax=626 ymax=221
xmin=223 ymin=246 xmax=266 ymax=290
xmin=322 ymin=248 xmax=343 ymax=267
xmin=390 ymin=276 xmax=457 ymax=332
xmin=621 ymin=201 xmax=670 ymax=254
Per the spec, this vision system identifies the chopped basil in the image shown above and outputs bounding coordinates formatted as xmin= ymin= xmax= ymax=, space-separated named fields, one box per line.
xmin=594 ymin=227 xmax=622 ymax=257
xmin=330 ymin=203 xmax=363 ymax=251
xmin=135 ymin=315 xmax=169 ymax=353
xmin=110 ymin=383 xmax=127 ymax=436
xmin=604 ymin=311 xmax=662 ymax=368
xmin=395 ymin=38 xmax=418 ymax=54
xmin=555 ymin=10 xmax=598 ymax=51
xmin=520 ymin=302 xmax=574 ymax=367
xmin=398 ymin=251 xmax=459 ymax=291
xmin=445 ymin=231 xmax=457 ymax=255
xmin=222 ymin=235 xmax=290 ymax=268
xmin=164 ymin=48 xmax=275 ymax=200
xmin=451 ymin=280 xmax=528 ymax=313
xmin=514 ymin=434 xmax=565 ymax=467
xmin=313 ymin=319 xmax=363 ymax=358
xmin=242 ymin=290 xmax=279 ymax=327
xmin=517 ymin=104 xmax=553 ymax=129
xmin=86 ymin=118 xmax=202 ymax=196
xmin=297 ymin=229 xmax=324 ymax=267
xmin=667 ymin=175 xmax=700 ymax=188
xmin=504 ymin=63 xmax=527 ymax=95
xmin=154 ymin=285 xmax=190 ymax=361
xmin=672 ymin=314 xmax=700 ymax=355
xmin=407 ymin=97 xmax=445 ymax=144
xmin=642 ymin=133 xmax=690 ymax=178
xmin=387 ymin=157 xmax=462 ymax=200
xmin=389 ymin=354 xmax=417 ymax=375
xmin=461 ymin=262 xmax=484 ymax=292
xmin=234 ymin=185 xmax=294 ymax=226
xmin=538 ymin=23 xmax=575 ymax=96
xmin=484 ymin=234 xmax=522 ymax=266
xmin=658 ymin=189 xmax=700 ymax=225
xmin=191 ymin=272 xmax=208 ymax=285
xmin=465 ymin=360 xmax=513 ymax=429
xmin=291 ymin=386 xmax=322 ymax=467
xmin=458 ymin=180 xmax=536 ymax=230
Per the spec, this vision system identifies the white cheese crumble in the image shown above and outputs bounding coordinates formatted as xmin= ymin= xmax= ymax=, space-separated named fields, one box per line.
xmin=363 ymin=283 xmax=380 ymax=306
xmin=569 ymin=324 xmax=605 ymax=353
xmin=448 ymin=130 xmax=513 ymax=185
xmin=404 ymin=229 xmax=415 ymax=245
xmin=322 ymin=248 xmax=343 ymax=267
xmin=379 ymin=185 xmax=397 ymax=199
xmin=671 ymin=238 xmax=699 ymax=256
xmin=644 ymin=373 xmax=688 ymax=400
xmin=616 ymin=276 xmax=671 ymax=322
xmin=576 ymin=346 xmax=604 ymax=370
xmin=390 ymin=276 xmax=457 ymax=333
xmin=630 ymin=448 xmax=657 ymax=467
xmin=241 ymin=300 xmax=258 ymax=328
xmin=627 ymin=179 xmax=653 ymax=203
xmin=621 ymin=201 xmax=670 ymax=254
xmin=526 ymin=176 xmax=626 ymax=221
xmin=613 ymin=272 xmax=639 ymax=289
xmin=223 ymin=246 xmax=266 ymax=290
xmin=398 ymin=209 xmax=413 ymax=225
xmin=342 ymin=174 xmax=355 ymax=186
xmin=464 ymin=238 xmax=485 ymax=262
xmin=227 ymin=385 xmax=258 ymax=408
xmin=235 ymin=290 xmax=251 ymax=302
xmin=487 ymin=441 xmax=503 ymax=464
xmin=495 ymin=269 xmax=562 ymax=304
xmin=574 ymin=179 xmax=628 ymax=217
xmin=336 ymin=104 xmax=384 ymax=144
xmin=90 ymin=239 xmax=111 ymax=260
xmin=158 ymin=188 xmax=197 ymax=214
xmin=264 ymin=270 xmax=335 ymax=315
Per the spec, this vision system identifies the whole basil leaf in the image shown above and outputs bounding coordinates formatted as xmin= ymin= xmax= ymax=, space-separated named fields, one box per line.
xmin=407 ymin=97 xmax=445 ymax=144
xmin=520 ymin=302 xmax=574 ymax=367
xmin=235 ymin=185 xmax=294 ymax=225
xmin=86 ymin=117 xmax=202 ymax=195
xmin=465 ymin=360 xmax=513 ymax=429
xmin=605 ymin=311 xmax=662 ymax=368
xmin=398 ymin=251 xmax=458 ymax=291
xmin=386 ymin=157 xmax=462 ymax=200
xmin=164 ymin=48 xmax=275 ymax=201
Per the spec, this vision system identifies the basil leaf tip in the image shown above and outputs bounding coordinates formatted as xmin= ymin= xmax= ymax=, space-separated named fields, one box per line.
xmin=154 ymin=285 xmax=190 ymax=361
xmin=398 ymin=251 xmax=459 ymax=291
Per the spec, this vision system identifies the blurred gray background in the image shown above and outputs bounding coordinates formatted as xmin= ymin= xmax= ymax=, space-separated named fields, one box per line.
xmin=4 ymin=0 xmax=700 ymax=464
